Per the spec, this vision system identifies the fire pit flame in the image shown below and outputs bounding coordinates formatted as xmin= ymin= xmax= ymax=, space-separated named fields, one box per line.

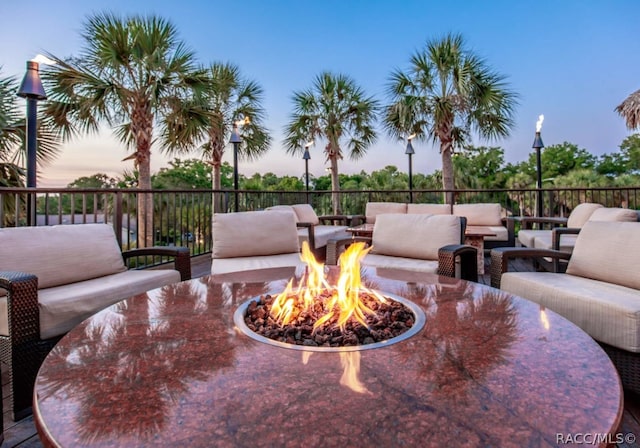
xmin=270 ymin=241 xmax=387 ymax=331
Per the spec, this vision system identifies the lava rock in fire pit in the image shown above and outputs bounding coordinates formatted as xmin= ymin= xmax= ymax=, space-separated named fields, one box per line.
xmin=244 ymin=292 xmax=415 ymax=347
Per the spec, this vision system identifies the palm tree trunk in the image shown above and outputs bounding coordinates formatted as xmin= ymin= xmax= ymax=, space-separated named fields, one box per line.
xmin=212 ymin=160 xmax=223 ymax=213
xmin=330 ymin=156 xmax=341 ymax=215
xmin=137 ymin=155 xmax=154 ymax=247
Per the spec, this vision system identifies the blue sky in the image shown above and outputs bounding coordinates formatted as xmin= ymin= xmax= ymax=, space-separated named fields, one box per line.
xmin=1 ymin=0 xmax=639 ymax=186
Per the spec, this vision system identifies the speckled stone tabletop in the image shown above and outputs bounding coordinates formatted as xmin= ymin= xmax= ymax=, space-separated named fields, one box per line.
xmin=34 ymin=267 xmax=623 ymax=447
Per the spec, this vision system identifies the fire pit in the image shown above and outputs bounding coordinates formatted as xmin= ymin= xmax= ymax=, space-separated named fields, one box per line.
xmin=234 ymin=242 xmax=426 ymax=352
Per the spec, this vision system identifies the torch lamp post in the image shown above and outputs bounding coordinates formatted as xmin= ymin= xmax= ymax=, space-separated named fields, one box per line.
xmin=303 ymin=141 xmax=313 ymax=203
xmin=405 ymin=136 xmax=415 ymax=203
xmin=17 ymin=60 xmax=47 ymax=226
xmin=532 ymin=115 xmax=545 ymax=217
xmin=229 ymin=123 xmax=242 ymax=212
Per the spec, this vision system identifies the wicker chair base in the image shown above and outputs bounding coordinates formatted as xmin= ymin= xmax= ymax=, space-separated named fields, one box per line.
xmin=599 ymin=342 xmax=640 ymax=395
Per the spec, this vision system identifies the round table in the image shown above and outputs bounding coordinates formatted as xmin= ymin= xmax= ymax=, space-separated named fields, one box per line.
xmin=34 ymin=267 xmax=623 ymax=447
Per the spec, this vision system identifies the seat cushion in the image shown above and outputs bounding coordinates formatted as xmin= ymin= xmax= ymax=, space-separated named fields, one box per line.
xmin=365 ymin=202 xmax=407 ymax=224
xmin=0 ymin=224 xmax=126 ymax=290
xmin=361 ymin=254 xmax=439 ymax=274
xmin=406 ymin=203 xmax=451 ymax=215
xmin=453 ymin=203 xmax=502 ymax=226
xmin=532 ymin=233 xmax=578 ymax=252
xmin=212 ymin=211 xmax=299 ymax=258
xmin=484 ymin=226 xmax=508 ymax=242
xmin=371 ymin=214 xmax=460 ymax=260
xmin=501 ymin=272 xmax=640 ymax=352
xmin=566 ymin=203 xmax=603 ymax=228
xmin=517 ymin=229 xmax=549 ymax=248
xmin=566 ymin=221 xmax=640 ymax=290
xmin=211 ymin=253 xmax=305 ymax=275
xmin=298 ymin=225 xmax=348 ymax=249
xmin=0 ymin=269 xmax=181 ymax=340
xmin=291 ymin=204 xmax=320 ymax=225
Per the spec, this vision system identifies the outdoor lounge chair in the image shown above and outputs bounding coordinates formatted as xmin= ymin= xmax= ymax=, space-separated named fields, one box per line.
xmin=0 ymin=223 xmax=191 ymax=420
xmin=211 ymin=210 xmax=306 ymax=274
xmin=326 ymin=213 xmax=478 ymax=282
xmin=490 ymin=220 xmax=640 ymax=394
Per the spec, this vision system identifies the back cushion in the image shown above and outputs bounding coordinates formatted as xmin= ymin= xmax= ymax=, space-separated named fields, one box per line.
xmin=588 ymin=207 xmax=638 ymax=222
xmin=407 ymin=203 xmax=452 ymax=215
xmin=372 ymin=214 xmax=460 ymax=260
xmin=453 ymin=203 xmax=502 ymax=226
xmin=566 ymin=221 xmax=640 ymax=290
xmin=566 ymin=203 xmax=603 ymax=228
xmin=0 ymin=224 xmax=126 ymax=289
xmin=265 ymin=205 xmax=298 ymax=222
xmin=212 ymin=211 xmax=300 ymax=258
xmin=365 ymin=202 xmax=407 ymax=224
xmin=291 ymin=204 xmax=320 ymax=225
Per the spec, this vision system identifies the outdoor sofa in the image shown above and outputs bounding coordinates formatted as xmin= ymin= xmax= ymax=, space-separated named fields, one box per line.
xmin=359 ymin=201 xmax=515 ymax=250
xmin=0 ymin=223 xmax=191 ymax=419
xmin=326 ymin=213 xmax=478 ymax=282
xmin=490 ymin=220 xmax=640 ymax=394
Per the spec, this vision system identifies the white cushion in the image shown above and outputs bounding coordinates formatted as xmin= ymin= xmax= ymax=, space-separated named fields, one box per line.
xmin=453 ymin=203 xmax=502 ymax=226
xmin=298 ymin=225 xmax=348 ymax=249
xmin=211 ymin=253 xmax=305 ymax=275
xmin=0 ymin=224 xmax=126 ymax=290
xmin=0 ymin=269 xmax=181 ymax=340
xmin=361 ymin=254 xmax=439 ymax=274
xmin=365 ymin=202 xmax=407 ymax=224
xmin=291 ymin=204 xmax=320 ymax=225
xmin=406 ymin=203 xmax=451 ymax=215
xmin=501 ymin=272 xmax=640 ymax=352
xmin=566 ymin=203 xmax=603 ymax=228
xmin=566 ymin=221 xmax=640 ymax=290
xmin=589 ymin=207 xmax=638 ymax=222
xmin=532 ymin=234 xmax=578 ymax=252
xmin=484 ymin=226 xmax=508 ymax=242
xmin=517 ymin=229 xmax=548 ymax=248
xmin=212 ymin=211 xmax=299 ymax=258
xmin=371 ymin=214 xmax=460 ymax=260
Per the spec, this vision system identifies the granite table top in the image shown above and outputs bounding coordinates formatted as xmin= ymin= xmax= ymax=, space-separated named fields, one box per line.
xmin=34 ymin=267 xmax=623 ymax=447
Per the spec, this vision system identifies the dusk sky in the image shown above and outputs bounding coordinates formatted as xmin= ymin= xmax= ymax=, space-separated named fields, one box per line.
xmin=2 ymin=0 xmax=639 ymax=187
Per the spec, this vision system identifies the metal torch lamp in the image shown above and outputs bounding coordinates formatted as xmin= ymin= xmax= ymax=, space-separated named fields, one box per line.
xmin=532 ymin=131 xmax=544 ymax=217
xmin=303 ymin=141 xmax=312 ymax=203
xmin=405 ymin=136 xmax=415 ymax=203
xmin=17 ymin=60 xmax=47 ymax=225
xmin=229 ymin=123 xmax=242 ymax=212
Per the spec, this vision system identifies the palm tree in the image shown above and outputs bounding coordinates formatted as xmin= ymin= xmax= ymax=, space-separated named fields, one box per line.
xmin=189 ymin=62 xmax=270 ymax=211
xmin=384 ymin=33 xmax=517 ymax=204
xmin=42 ymin=13 xmax=207 ymax=246
xmin=616 ymin=89 xmax=640 ymax=130
xmin=284 ymin=72 xmax=378 ymax=214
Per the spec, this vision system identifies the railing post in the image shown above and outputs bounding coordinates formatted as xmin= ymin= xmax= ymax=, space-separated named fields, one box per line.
xmin=114 ymin=191 xmax=123 ymax=248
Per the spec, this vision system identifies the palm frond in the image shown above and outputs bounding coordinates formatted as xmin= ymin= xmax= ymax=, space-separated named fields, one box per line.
xmin=616 ymin=89 xmax=640 ymax=130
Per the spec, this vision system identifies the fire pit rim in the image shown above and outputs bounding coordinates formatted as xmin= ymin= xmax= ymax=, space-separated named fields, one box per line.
xmin=233 ymin=290 xmax=426 ymax=352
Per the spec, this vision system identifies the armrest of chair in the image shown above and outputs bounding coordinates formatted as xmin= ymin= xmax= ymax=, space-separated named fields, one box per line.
xmin=438 ymin=244 xmax=478 ymax=282
xmin=346 ymin=214 xmax=366 ymax=226
xmin=490 ymin=247 xmax=572 ymax=289
xmin=502 ymin=217 xmax=516 ymax=247
xmin=0 ymin=271 xmax=40 ymax=343
xmin=517 ymin=216 xmax=568 ymax=230
xmin=318 ymin=215 xmax=351 ymax=226
xmin=296 ymin=222 xmax=315 ymax=250
xmin=551 ymin=227 xmax=581 ymax=250
xmin=326 ymin=236 xmax=372 ymax=265
xmin=122 ymin=246 xmax=192 ymax=281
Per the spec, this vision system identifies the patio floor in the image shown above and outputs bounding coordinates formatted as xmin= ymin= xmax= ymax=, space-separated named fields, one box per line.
xmin=3 ymin=254 xmax=640 ymax=447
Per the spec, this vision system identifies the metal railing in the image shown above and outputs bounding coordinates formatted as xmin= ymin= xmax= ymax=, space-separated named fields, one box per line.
xmin=2 ymin=186 xmax=639 ymax=258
